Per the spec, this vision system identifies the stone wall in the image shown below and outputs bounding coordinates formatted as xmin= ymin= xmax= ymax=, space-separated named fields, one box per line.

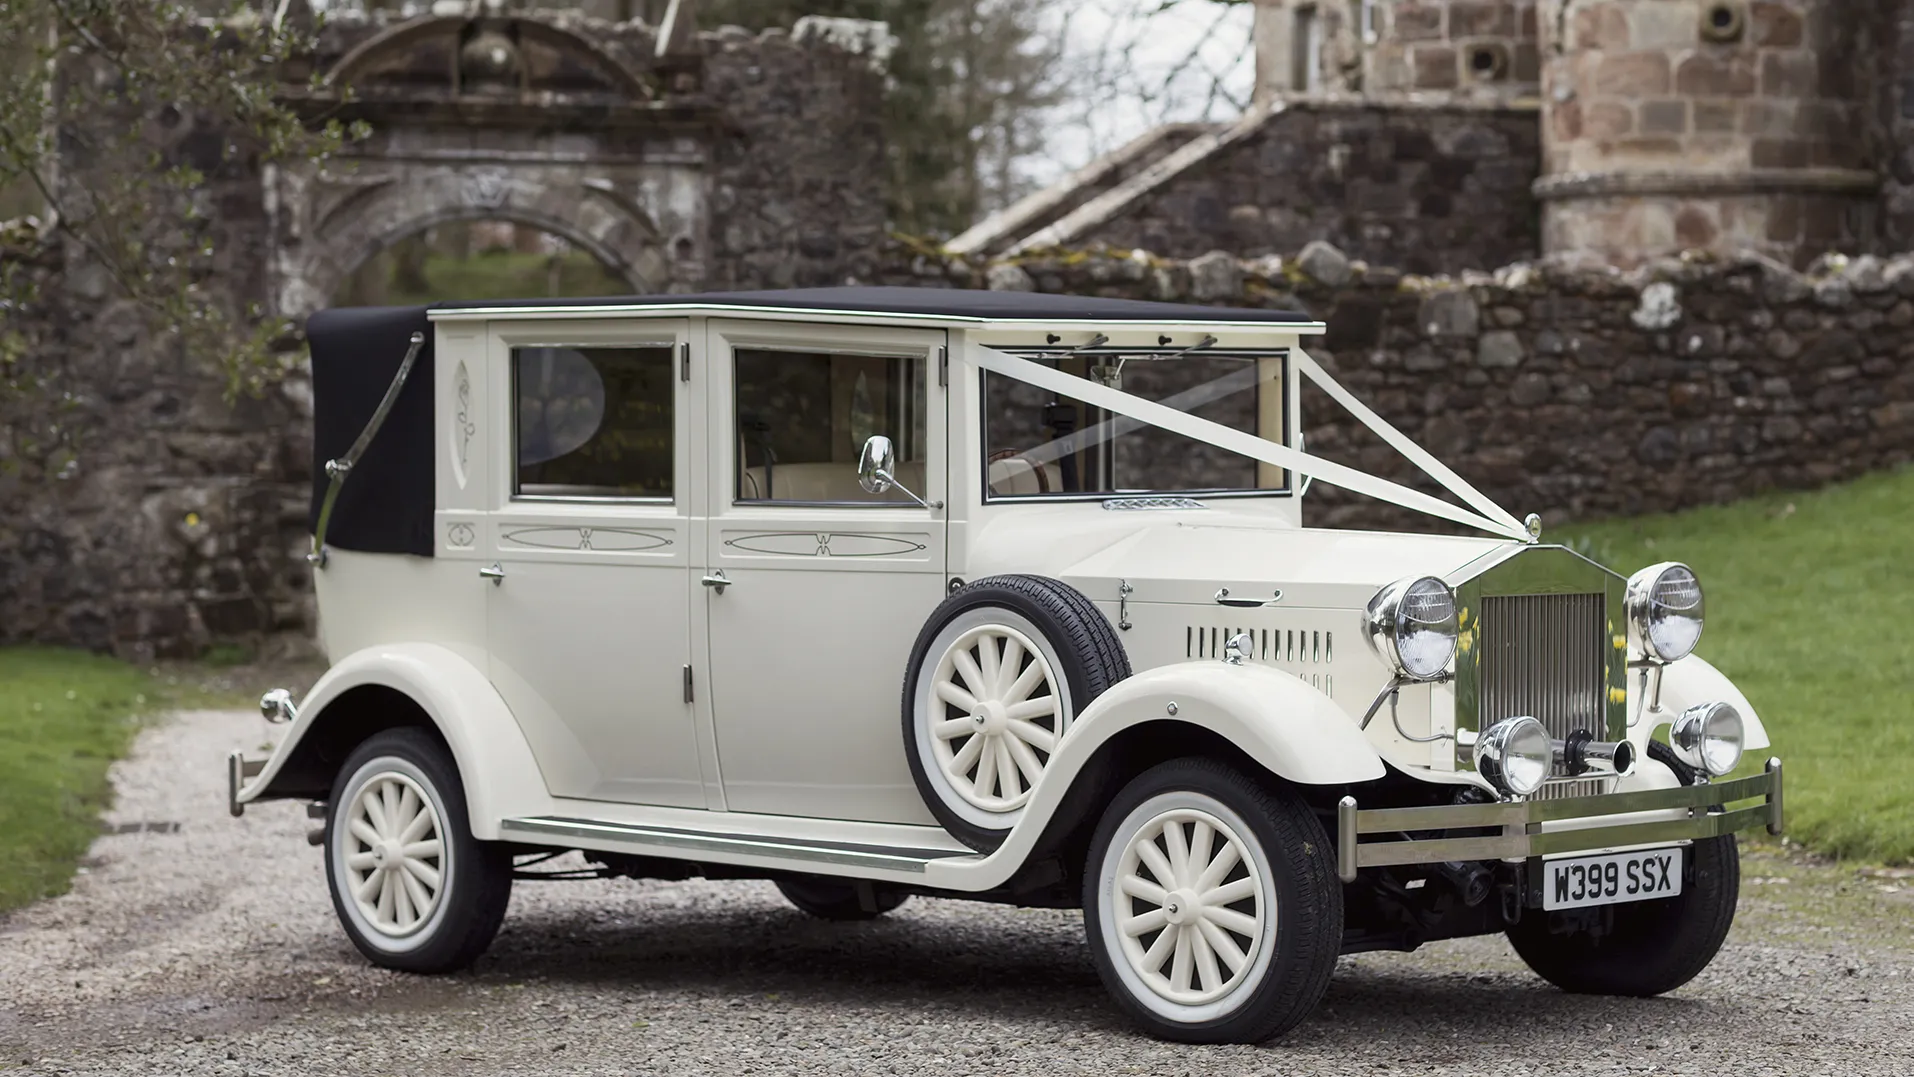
xmin=0 ymin=115 xmax=313 ymax=662
xmin=702 ymin=21 xmax=891 ymax=289
xmin=0 ymin=14 xmax=894 ymax=662
xmin=892 ymin=243 xmax=1914 ymax=533
xmin=1072 ymin=100 xmax=1543 ymax=276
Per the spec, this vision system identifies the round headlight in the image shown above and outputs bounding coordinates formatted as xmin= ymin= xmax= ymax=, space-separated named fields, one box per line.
xmin=1625 ymin=562 xmax=1705 ymax=662
xmin=1475 ymin=716 xmax=1553 ymax=797
xmin=1362 ymin=576 xmax=1459 ymax=681
xmin=1671 ymin=701 xmax=1744 ymax=777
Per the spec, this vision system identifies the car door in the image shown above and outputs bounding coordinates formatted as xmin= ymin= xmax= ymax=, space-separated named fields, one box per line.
xmin=700 ymin=319 xmax=947 ymax=823
xmin=481 ymin=318 xmax=710 ymax=808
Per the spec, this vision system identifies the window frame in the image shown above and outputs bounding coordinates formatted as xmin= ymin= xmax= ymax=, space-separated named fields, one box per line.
xmin=977 ymin=345 xmax=1296 ymax=505
xmin=497 ymin=326 xmax=685 ymax=507
xmin=725 ymin=338 xmax=936 ymax=511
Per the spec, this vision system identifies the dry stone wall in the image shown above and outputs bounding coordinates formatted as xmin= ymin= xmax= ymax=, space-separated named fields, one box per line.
xmin=890 ymin=243 xmax=1914 ymax=534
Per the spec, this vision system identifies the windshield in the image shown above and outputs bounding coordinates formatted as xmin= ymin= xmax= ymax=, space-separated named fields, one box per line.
xmin=981 ymin=347 xmax=1289 ymax=500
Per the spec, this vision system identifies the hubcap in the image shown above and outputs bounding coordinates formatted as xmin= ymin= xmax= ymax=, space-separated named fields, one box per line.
xmin=1112 ymin=807 xmax=1267 ymax=1006
xmin=340 ymin=771 xmax=447 ymax=938
xmin=927 ymin=623 xmax=1064 ymax=813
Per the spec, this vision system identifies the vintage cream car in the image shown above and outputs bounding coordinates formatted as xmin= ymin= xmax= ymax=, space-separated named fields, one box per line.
xmin=231 ymin=287 xmax=1781 ymax=1043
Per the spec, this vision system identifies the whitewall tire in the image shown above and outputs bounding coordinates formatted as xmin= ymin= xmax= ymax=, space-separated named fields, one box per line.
xmin=325 ymin=728 xmax=512 ymax=973
xmin=1083 ymin=759 xmax=1341 ymax=1043
xmin=902 ymin=575 xmax=1129 ymax=850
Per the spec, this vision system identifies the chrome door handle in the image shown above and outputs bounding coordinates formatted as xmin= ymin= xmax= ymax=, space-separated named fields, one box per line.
xmin=1215 ymin=587 xmax=1281 ymax=608
xmin=701 ymin=571 xmax=730 ymax=595
xmin=480 ymin=563 xmax=506 ymax=585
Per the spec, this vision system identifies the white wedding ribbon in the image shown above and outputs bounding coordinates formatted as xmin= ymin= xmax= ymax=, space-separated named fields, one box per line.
xmin=972 ymin=344 xmax=1529 ymax=541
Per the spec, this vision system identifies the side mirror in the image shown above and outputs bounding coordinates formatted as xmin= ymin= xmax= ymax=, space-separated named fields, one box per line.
xmin=856 ymin=435 xmax=937 ymax=509
xmin=857 ymin=434 xmax=897 ymax=494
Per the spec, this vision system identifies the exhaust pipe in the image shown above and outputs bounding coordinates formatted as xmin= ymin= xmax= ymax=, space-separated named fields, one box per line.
xmin=1555 ymin=730 xmax=1636 ymax=777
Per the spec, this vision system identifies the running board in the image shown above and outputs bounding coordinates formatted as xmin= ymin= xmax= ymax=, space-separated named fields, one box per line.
xmin=499 ymin=816 xmax=977 ymax=875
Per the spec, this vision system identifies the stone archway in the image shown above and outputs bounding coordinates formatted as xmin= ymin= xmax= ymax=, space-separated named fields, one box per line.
xmin=275 ymin=162 xmax=685 ymax=316
xmin=268 ymin=8 xmax=717 ymax=319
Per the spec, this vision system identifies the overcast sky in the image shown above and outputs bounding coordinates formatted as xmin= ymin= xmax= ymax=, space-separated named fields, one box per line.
xmin=1029 ymin=0 xmax=1257 ymax=189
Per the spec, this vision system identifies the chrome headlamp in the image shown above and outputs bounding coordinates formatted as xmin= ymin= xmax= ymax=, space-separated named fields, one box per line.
xmin=1625 ymin=562 xmax=1704 ymax=662
xmin=1474 ymin=716 xmax=1552 ymax=797
xmin=1362 ymin=576 xmax=1459 ymax=681
xmin=1671 ymin=701 xmax=1745 ymax=777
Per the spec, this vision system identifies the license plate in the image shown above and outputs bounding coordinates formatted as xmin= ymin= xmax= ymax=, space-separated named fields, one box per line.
xmin=1543 ymin=848 xmax=1683 ymax=911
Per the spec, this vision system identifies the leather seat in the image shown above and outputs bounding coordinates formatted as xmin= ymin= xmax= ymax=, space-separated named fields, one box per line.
xmin=740 ymin=460 xmax=927 ymax=503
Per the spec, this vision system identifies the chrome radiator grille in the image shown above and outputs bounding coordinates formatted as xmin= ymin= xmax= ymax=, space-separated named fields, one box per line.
xmin=1478 ymin=593 xmax=1607 ymax=786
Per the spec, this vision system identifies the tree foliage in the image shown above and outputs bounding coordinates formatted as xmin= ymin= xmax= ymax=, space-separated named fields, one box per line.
xmin=0 ymin=0 xmax=362 ymax=403
xmin=697 ymin=0 xmax=1065 ymax=238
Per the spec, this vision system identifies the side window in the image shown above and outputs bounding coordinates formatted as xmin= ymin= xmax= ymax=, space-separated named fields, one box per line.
xmin=733 ymin=347 xmax=927 ymax=504
xmin=513 ymin=345 xmax=674 ymax=499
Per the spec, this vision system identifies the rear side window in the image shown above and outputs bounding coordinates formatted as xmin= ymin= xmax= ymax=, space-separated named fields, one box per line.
xmin=513 ymin=346 xmax=673 ymax=499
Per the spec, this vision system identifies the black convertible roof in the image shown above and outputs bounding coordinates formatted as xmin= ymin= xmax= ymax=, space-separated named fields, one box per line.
xmin=430 ymin=285 xmax=1314 ymax=324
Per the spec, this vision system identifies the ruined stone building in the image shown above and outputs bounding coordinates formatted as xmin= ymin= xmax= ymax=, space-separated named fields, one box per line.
xmin=5 ymin=0 xmax=1914 ymax=660
xmin=955 ymin=0 xmax=1911 ymax=274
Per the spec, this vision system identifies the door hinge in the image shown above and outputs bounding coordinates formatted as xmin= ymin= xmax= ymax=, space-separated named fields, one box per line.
xmin=683 ymin=663 xmax=693 ymax=703
xmin=680 ymin=341 xmax=691 ymax=382
xmin=936 ymin=345 xmax=948 ymax=388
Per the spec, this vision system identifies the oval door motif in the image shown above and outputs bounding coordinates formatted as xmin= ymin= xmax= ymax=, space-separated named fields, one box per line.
xmin=503 ymin=526 xmax=672 ymax=552
xmin=723 ymin=531 xmax=928 ymax=558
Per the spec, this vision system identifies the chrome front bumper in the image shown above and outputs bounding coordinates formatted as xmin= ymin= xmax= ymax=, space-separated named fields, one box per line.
xmin=1335 ymin=757 xmax=1783 ymax=883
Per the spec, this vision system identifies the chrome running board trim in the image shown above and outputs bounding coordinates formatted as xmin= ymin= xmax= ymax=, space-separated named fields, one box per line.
xmin=499 ymin=816 xmax=976 ymax=874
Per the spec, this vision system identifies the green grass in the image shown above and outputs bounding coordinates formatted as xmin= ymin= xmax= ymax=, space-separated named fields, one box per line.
xmin=0 ymin=648 xmax=162 ymax=913
xmin=1561 ymin=466 xmax=1914 ymax=865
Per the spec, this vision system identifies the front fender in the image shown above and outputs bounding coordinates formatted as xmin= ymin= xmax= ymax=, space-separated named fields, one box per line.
xmin=934 ymin=663 xmax=1383 ymax=889
xmin=1656 ymin=653 xmax=1772 ymax=751
xmin=1059 ymin=663 xmax=1387 ymax=786
xmin=238 ymin=643 xmax=549 ymax=840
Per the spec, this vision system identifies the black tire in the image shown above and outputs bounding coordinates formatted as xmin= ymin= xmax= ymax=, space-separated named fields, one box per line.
xmin=1506 ymin=741 xmax=1739 ymax=997
xmin=1082 ymin=758 xmax=1341 ymax=1044
xmin=901 ymin=574 xmax=1129 ymax=851
xmin=774 ymin=877 xmax=911 ymax=921
xmin=324 ymin=727 xmax=512 ymax=973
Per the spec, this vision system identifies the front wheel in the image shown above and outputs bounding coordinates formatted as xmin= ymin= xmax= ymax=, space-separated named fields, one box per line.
xmin=1506 ymin=743 xmax=1739 ymax=996
xmin=1082 ymin=758 xmax=1341 ymax=1044
xmin=325 ymin=727 xmax=513 ymax=973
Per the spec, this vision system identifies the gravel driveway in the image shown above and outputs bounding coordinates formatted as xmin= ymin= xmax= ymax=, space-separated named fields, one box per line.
xmin=3 ymin=708 xmax=1911 ymax=1076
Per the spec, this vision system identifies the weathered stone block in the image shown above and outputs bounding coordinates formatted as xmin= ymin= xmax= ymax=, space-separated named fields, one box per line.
xmin=1189 ymin=250 xmax=1242 ymax=300
xmin=1413 ymin=46 xmax=1460 ymax=90
xmin=1640 ymin=99 xmax=1689 ymax=135
xmin=1296 ymin=240 xmax=1353 ymax=286
xmin=1393 ymin=3 xmax=1446 ymax=42
xmin=1627 ymin=3 xmax=1696 ymax=48
xmin=1420 ymin=289 xmax=1481 ymax=338
xmin=986 ymin=262 xmax=1035 ymax=292
xmin=1477 ymin=330 xmax=1525 ymax=367
xmin=1760 ymin=52 xmax=1818 ymax=99
xmin=1595 ymin=51 xmax=1672 ymax=97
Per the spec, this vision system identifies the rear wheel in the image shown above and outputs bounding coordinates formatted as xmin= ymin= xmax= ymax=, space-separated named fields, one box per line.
xmin=325 ymin=728 xmax=512 ymax=973
xmin=1506 ymin=742 xmax=1740 ymax=996
xmin=774 ymin=877 xmax=910 ymax=921
xmin=1082 ymin=758 xmax=1341 ymax=1044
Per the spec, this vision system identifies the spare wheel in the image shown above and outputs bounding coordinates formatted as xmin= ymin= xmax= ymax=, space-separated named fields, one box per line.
xmin=901 ymin=574 xmax=1130 ymax=851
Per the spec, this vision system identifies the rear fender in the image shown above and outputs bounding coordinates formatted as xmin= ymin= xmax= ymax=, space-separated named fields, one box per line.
xmin=238 ymin=643 xmax=548 ymax=839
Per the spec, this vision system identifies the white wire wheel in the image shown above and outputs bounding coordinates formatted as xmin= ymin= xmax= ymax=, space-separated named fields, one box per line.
xmin=912 ymin=606 xmax=1073 ymax=832
xmin=1096 ymin=791 xmax=1277 ymax=1021
xmin=331 ymin=754 xmax=455 ymax=953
